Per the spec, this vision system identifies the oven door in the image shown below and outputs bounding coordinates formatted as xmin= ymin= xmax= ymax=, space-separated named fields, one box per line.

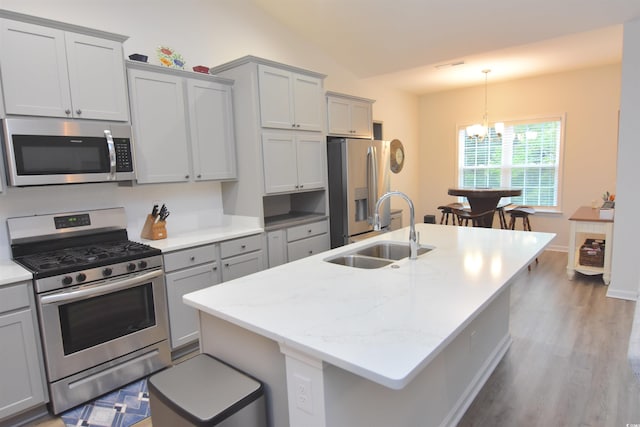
xmin=37 ymin=269 xmax=168 ymax=382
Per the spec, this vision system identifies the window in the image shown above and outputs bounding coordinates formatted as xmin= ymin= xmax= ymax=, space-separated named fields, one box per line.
xmin=457 ymin=116 xmax=564 ymax=209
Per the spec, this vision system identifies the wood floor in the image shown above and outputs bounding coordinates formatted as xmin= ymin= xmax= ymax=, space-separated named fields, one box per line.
xmin=29 ymin=251 xmax=640 ymax=427
xmin=458 ymin=250 xmax=640 ymax=427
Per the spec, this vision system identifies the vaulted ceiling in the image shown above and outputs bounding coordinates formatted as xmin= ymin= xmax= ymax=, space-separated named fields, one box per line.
xmin=250 ymin=0 xmax=640 ymax=93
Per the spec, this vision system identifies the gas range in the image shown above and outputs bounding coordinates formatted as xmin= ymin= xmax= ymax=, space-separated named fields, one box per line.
xmin=6 ymin=207 xmax=170 ymax=414
xmin=9 ymin=209 xmax=161 ymax=293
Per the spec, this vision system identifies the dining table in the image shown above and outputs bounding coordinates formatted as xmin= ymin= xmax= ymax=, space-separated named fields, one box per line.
xmin=447 ymin=187 xmax=523 ymax=228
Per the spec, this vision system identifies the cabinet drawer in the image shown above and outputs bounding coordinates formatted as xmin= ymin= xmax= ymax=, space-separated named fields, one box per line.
xmin=221 ymin=251 xmax=264 ymax=282
xmin=287 ymin=220 xmax=328 ymax=242
xmin=163 ymin=244 xmax=217 ymax=272
xmin=220 ymin=234 xmax=263 ymax=259
xmin=287 ymin=233 xmax=330 ymax=262
xmin=0 ymin=282 xmax=31 ymax=313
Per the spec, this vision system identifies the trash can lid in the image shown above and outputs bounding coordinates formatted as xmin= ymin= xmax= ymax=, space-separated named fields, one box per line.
xmin=149 ymin=353 xmax=264 ymax=425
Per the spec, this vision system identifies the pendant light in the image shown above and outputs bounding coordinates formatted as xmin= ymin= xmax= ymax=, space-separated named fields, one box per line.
xmin=466 ymin=69 xmax=503 ymax=140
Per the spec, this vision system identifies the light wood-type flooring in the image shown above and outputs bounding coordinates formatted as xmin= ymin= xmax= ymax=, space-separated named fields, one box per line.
xmin=458 ymin=250 xmax=640 ymax=426
xmin=30 ymin=251 xmax=640 ymax=427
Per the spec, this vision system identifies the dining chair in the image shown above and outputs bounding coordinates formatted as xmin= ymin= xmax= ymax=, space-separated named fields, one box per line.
xmin=508 ymin=206 xmax=538 ymax=270
xmin=437 ymin=202 xmax=464 ymax=225
xmin=449 ymin=207 xmax=497 ymax=227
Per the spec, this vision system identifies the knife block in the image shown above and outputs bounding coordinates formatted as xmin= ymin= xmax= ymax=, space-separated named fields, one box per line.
xmin=140 ymin=214 xmax=167 ymax=240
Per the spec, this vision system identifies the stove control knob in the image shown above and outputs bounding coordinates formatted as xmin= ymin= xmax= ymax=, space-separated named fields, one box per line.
xmin=62 ymin=276 xmax=73 ymax=286
xmin=127 ymin=263 xmax=136 ymax=272
xmin=76 ymin=273 xmax=87 ymax=283
xmin=138 ymin=260 xmax=148 ymax=269
xmin=102 ymin=267 xmax=113 ymax=277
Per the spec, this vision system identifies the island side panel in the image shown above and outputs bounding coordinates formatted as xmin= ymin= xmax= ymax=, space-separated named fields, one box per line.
xmin=323 ymin=288 xmax=511 ymax=427
xmin=198 ymin=312 xmax=290 ymax=427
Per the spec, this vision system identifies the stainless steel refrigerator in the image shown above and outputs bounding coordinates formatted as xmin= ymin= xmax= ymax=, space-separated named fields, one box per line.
xmin=327 ymin=137 xmax=391 ymax=248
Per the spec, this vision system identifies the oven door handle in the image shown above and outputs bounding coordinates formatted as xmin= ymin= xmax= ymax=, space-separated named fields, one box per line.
xmin=39 ymin=270 xmax=163 ymax=306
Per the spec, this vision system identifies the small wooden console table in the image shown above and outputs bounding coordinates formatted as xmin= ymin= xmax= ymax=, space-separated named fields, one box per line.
xmin=566 ymin=206 xmax=614 ymax=284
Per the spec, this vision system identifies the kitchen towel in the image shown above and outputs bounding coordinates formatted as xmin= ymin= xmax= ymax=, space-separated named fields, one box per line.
xmin=60 ymin=378 xmax=150 ymax=427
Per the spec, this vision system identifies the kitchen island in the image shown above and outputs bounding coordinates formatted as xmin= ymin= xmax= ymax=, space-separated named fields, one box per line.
xmin=184 ymin=224 xmax=554 ymax=427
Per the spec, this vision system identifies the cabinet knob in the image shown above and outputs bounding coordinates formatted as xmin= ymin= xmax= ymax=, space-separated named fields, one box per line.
xmin=299 ymin=185 xmax=304 ymax=188
xmin=190 ymin=256 xmax=196 ymax=261
xmin=185 ymin=175 xmax=190 ymax=179
xmin=225 ymin=263 xmax=230 ymax=267
xmin=292 ymin=124 xmax=296 ymax=128
xmin=76 ymin=109 xmax=82 ymax=115
xmin=65 ymin=109 xmax=71 ymax=115
xmin=213 ymin=266 xmax=217 ymax=271
xmin=308 ymin=229 xmax=312 ymax=233
xmin=241 ymin=244 xmax=246 ymax=249
xmin=296 ymin=124 xmax=301 ymax=128
xmin=308 ymin=250 xmax=313 ymax=254
xmin=197 ymin=174 xmax=202 ymax=178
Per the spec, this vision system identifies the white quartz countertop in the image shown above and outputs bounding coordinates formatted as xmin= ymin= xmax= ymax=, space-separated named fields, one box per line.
xmin=141 ymin=215 xmax=263 ymax=252
xmin=184 ymin=224 xmax=554 ymax=389
xmin=0 ymin=259 xmax=33 ymax=286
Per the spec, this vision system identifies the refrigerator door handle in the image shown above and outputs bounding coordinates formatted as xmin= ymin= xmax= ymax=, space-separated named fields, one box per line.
xmin=367 ymin=146 xmax=378 ymax=224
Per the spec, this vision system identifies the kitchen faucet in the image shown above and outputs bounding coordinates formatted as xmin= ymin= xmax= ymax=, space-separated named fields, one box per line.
xmin=373 ymin=191 xmax=420 ymax=260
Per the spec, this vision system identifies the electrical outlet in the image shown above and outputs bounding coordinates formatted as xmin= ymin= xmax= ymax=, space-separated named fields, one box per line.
xmin=293 ymin=374 xmax=313 ymax=414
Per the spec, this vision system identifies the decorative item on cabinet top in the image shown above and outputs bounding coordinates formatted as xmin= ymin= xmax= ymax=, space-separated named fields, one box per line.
xmin=129 ymin=53 xmax=148 ymax=62
xmin=157 ymin=46 xmax=185 ymax=69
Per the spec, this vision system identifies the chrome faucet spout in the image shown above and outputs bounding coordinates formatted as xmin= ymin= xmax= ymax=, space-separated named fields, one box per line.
xmin=374 ymin=191 xmax=419 ymax=260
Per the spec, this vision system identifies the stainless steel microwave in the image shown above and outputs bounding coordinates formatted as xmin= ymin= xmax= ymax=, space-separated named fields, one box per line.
xmin=2 ymin=118 xmax=135 ymax=186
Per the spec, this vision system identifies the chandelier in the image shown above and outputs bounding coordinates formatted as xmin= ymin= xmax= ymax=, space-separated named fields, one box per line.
xmin=466 ymin=69 xmax=503 ymax=140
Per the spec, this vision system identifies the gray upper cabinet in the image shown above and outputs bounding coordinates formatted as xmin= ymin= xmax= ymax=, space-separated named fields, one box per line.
xmin=0 ymin=12 xmax=129 ymax=121
xmin=326 ymin=91 xmax=374 ymax=138
xmin=127 ymin=61 xmax=236 ymax=184
xmin=211 ymin=56 xmax=328 ymax=221
xmin=258 ymin=64 xmax=323 ymax=132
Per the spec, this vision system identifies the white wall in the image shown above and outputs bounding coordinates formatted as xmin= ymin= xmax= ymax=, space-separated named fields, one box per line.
xmin=417 ymin=64 xmax=621 ymax=250
xmin=608 ymin=19 xmax=640 ymax=301
xmin=0 ymin=0 xmax=419 ymax=259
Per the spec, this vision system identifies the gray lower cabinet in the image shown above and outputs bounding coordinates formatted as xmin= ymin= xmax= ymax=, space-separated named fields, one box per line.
xmin=287 ymin=220 xmax=330 ymax=262
xmin=267 ymin=219 xmax=330 ymax=267
xmin=163 ymin=244 xmax=220 ymax=352
xmin=162 ymin=234 xmax=265 ymax=353
xmin=220 ymin=234 xmax=265 ymax=282
xmin=0 ymin=281 xmax=47 ymax=421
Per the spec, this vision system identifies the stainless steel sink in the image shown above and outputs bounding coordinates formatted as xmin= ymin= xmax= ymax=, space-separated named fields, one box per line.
xmin=324 ymin=241 xmax=433 ymax=269
xmin=325 ymin=254 xmax=393 ymax=269
xmin=355 ymin=242 xmax=432 ymax=261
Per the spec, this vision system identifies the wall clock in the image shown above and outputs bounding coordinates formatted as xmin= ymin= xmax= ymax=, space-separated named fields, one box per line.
xmin=390 ymin=139 xmax=405 ymax=173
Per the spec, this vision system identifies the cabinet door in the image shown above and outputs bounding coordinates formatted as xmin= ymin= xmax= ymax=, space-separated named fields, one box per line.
xmin=327 ymin=96 xmax=352 ymax=136
xmin=296 ymin=133 xmax=326 ymax=191
xmin=0 ymin=309 xmax=46 ymax=419
xmin=0 ymin=19 xmax=71 ymax=118
xmin=65 ymin=32 xmax=129 ymax=121
xmin=187 ymin=79 xmax=237 ymax=180
xmin=350 ymin=100 xmax=373 ymax=138
xmin=258 ymin=65 xmax=294 ymax=129
xmin=267 ymin=229 xmax=287 ymax=268
xmin=287 ymin=233 xmax=330 ymax=262
xmin=165 ymin=263 xmax=220 ymax=350
xmin=128 ymin=68 xmax=191 ymax=183
xmin=262 ymin=132 xmax=298 ymax=194
xmin=222 ymin=251 xmax=264 ymax=282
xmin=292 ymin=73 xmax=323 ymax=131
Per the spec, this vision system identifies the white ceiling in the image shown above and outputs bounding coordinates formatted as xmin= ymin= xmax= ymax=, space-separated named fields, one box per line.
xmin=250 ymin=0 xmax=640 ymax=94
